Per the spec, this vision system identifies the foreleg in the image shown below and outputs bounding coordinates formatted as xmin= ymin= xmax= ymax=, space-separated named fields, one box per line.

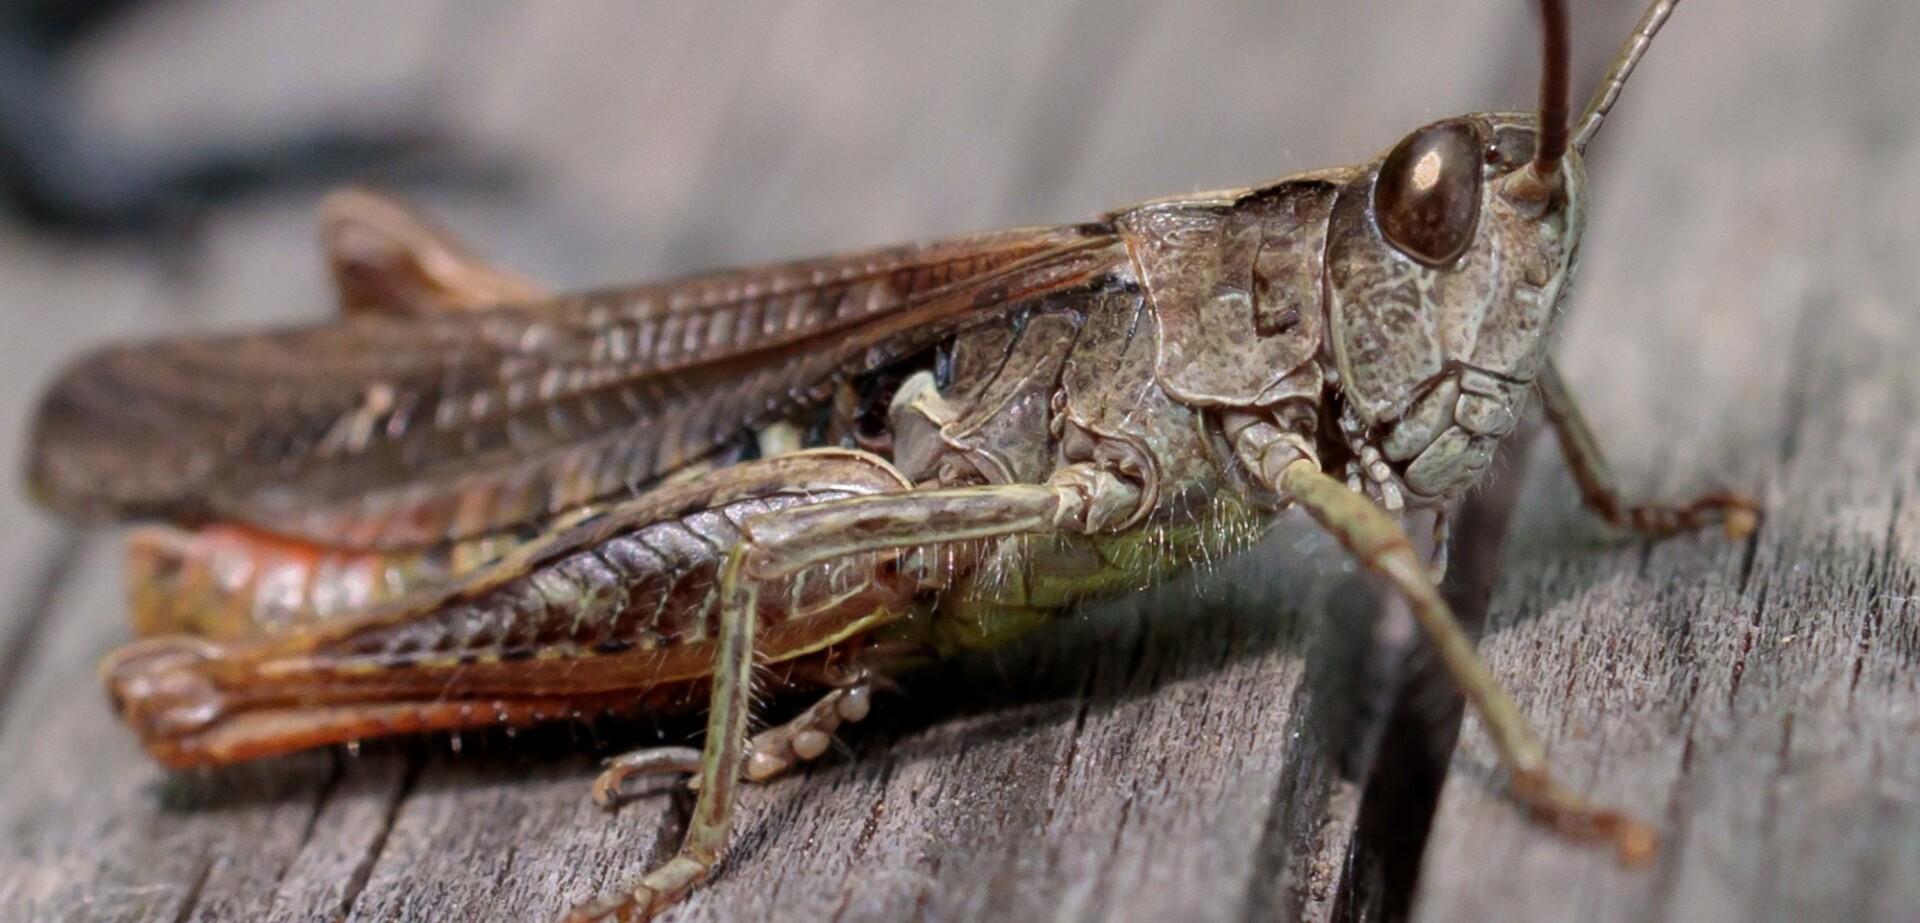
xmin=1279 ymin=459 xmax=1657 ymax=864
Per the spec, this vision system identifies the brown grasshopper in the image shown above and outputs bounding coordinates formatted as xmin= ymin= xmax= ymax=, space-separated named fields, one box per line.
xmin=24 ymin=0 xmax=1757 ymax=919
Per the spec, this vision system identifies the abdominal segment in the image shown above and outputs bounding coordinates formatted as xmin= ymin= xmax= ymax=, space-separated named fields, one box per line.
xmin=124 ymin=521 xmax=528 ymax=642
xmin=106 ymin=479 xmax=917 ymax=767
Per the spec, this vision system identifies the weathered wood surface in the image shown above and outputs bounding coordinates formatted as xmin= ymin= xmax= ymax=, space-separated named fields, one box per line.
xmin=0 ymin=1 xmax=1911 ymax=922
xmin=1414 ymin=1 xmax=1920 ymax=921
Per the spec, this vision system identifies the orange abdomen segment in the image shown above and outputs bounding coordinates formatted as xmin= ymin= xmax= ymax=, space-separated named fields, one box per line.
xmin=125 ymin=523 xmax=520 ymax=642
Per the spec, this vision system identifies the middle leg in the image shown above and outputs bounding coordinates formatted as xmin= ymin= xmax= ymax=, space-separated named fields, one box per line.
xmin=591 ymin=679 xmax=879 ymax=805
xmin=566 ymin=462 xmax=1141 ymax=922
xmin=1538 ymin=358 xmax=1760 ymax=540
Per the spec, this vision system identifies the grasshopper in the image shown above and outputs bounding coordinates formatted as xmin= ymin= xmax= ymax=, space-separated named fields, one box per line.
xmin=24 ymin=0 xmax=1758 ymax=919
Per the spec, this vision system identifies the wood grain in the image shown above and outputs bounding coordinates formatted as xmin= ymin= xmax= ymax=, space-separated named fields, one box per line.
xmin=1414 ymin=1 xmax=1920 ymax=921
xmin=0 ymin=1 xmax=1910 ymax=922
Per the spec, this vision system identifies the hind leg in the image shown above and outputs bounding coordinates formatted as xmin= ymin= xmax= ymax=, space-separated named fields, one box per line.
xmin=319 ymin=186 xmax=545 ymax=316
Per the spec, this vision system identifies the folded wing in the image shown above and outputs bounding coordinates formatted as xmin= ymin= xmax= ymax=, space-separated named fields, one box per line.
xmin=28 ymin=224 xmax=1124 ymax=549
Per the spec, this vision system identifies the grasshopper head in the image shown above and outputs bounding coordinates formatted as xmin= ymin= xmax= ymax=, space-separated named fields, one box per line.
xmin=1322 ymin=0 xmax=1672 ymax=504
xmin=1323 ymin=111 xmax=1587 ymax=503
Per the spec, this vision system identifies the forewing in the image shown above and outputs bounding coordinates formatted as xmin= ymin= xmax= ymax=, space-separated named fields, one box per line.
xmin=29 ymin=224 xmax=1123 ymax=548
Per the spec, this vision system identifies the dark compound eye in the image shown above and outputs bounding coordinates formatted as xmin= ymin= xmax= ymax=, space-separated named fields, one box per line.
xmin=1374 ymin=119 xmax=1484 ymax=268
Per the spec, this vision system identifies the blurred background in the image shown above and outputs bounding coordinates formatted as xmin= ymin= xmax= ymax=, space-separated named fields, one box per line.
xmin=2 ymin=1 xmax=1916 ymax=922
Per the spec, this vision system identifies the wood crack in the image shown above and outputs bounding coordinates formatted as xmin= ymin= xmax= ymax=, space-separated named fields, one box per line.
xmin=336 ymin=755 xmax=423 ymax=921
xmin=1335 ymin=426 xmax=1533 ymax=923
xmin=168 ymin=854 xmax=215 ymax=923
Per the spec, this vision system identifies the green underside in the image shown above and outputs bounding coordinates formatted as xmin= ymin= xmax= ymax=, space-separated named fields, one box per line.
xmin=921 ymin=493 xmax=1274 ymax=655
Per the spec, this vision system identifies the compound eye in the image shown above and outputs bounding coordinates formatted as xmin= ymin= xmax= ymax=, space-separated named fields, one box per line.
xmin=1374 ymin=120 xmax=1483 ymax=268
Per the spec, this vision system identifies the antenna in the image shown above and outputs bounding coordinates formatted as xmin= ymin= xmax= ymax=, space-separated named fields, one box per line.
xmin=1573 ymin=0 xmax=1681 ymax=152
xmin=1531 ymin=0 xmax=1572 ymax=185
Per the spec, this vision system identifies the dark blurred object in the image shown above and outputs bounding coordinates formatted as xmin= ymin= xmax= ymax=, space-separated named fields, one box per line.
xmin=0 ymin=0 xmax=503 ymax=235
